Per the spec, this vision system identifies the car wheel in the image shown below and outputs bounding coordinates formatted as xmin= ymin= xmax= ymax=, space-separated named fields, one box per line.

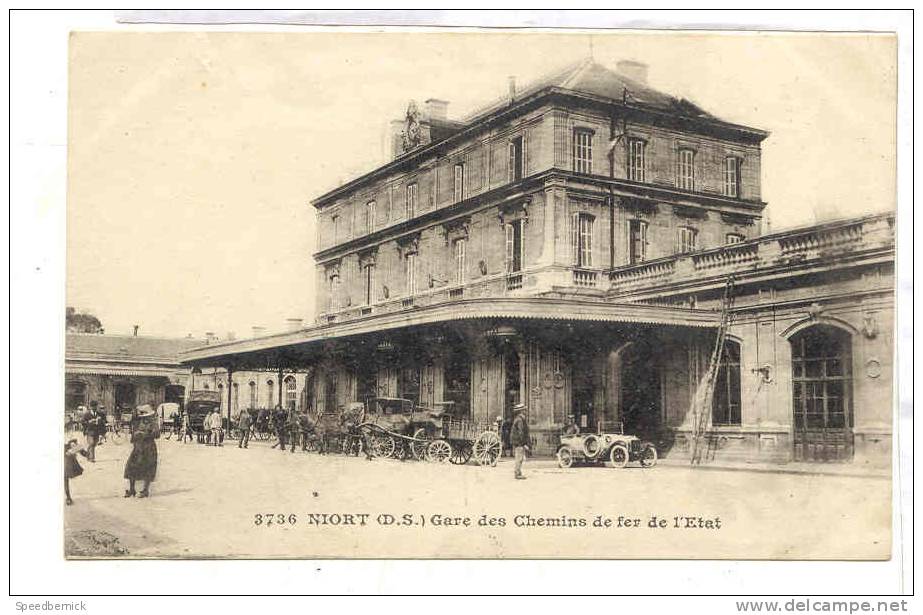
xmin=609 ymin=444 xmax=629 ymax=468
xmin=557 ymin=447 xmax=574 ymax=469
xmin=640 ymin=442 xmax=658 ymax=467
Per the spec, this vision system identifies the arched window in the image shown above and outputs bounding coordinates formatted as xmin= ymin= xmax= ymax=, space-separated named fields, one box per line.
xmin=266 ymin=379 xmax=274 ymax=408
xmin=712 ymin=341 xmax=741 ymax=425
xmin=249 ymin=381 xmax=257 ymax=409
xmin=284 ymin=376 xmax=297 ymax=411
xmin=790 ymin=325 xmax=853 ymax=461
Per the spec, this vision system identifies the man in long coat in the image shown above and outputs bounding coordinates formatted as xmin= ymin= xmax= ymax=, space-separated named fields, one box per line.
xmin=510 ymin=403 xmax=531 ymax=480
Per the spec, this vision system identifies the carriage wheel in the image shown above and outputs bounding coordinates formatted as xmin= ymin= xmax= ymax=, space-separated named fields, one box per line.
xmin=449 ymin=442 xmax=473 ymax=465
xmin=425 ymin=439 xmax=452 ymax=463
xmin=410 ymin=428 xmax=429 ymax=461
xmin=472 ymin=431 xmax=501 ymax=467
xmin=370 ymin=434 xmax=396 ymax=459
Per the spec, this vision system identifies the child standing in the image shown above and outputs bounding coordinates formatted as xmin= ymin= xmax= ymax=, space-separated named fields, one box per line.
xmin=64 ymin=438 xmax=88 ymax=505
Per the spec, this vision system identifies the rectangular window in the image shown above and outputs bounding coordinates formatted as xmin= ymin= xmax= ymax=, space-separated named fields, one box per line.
xmin=571 ymin=213 xmax=594 ymax=268
xmin=505 ymin=220 xmax=523 ymax=273
xmin=406 ymin=183 xmax=417 ymax=219
xmin=366 ymin=200 xmax=376 ymax=234
xmin=508 ymin=136 xmax=524 ymax=182
xmin=677 ymin=148 xmax=695 ymax=190
xmin=453 ymin=163 xmax=466 ymax=202
xmin=628 ymin=138 xmax=646 ymax=182
xmin=454 ymin=238 xmax=467 ymax=285
xmin=712 ymin=343 xmax=742 ymax=425
xmin=405 ymin=253 xmax=417 ymax=296
xmin=574 ymin=129 xmax=593 ymax=174
xmin=724 ymin=156 xmax=741 ymax=197
xmin=331 ymin=215 xmax=339 ymax=245
xmin=677 ymin=227 xmax=698 ymax=254
xmin=726 ymin=233 xmax=745 ymax=245
xmin=328 ymin=274 xmax=340 ymax=311
xmin=364 ymin=264 xmax=375 ymax=306
xmin=628 ymin=219 xmax=648 ymax=264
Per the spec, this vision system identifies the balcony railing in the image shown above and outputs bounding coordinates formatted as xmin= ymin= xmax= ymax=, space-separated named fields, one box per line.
xmin=506 ymin=273 xmax=523 ymax=291
xmin=608 ymin=213 xmax=893 ymax=295
xmin=572 ymin=269 xmax=599 ymax=287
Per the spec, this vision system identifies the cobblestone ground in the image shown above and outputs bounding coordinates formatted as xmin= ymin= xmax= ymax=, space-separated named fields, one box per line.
xmin=63 ymin=432 xmax=891 ymax=559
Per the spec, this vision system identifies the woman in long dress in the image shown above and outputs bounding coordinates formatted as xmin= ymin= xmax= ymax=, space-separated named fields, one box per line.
xmin=123 ymin=406 xmax=160 ymax=498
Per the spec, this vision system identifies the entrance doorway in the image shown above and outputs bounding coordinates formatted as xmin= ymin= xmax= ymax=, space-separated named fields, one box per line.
xmin=65 ymin=381 xmax=87 ymax=413
xmin=619 ymin=339 xmax=662 ymax=440
xmin=165 ymin=385 xmax=185 ymax=410
xmin=791 ymin=325 xmax=854 ymax=462
xmin=502 ymin=344 xmax=521 ymax=421
xmin=114 ymin=382 xmax=136 ymax=413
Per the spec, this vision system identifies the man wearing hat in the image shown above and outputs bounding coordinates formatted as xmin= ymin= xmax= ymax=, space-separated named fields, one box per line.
xmin=510 ymin=403 xmax=531 ymax=480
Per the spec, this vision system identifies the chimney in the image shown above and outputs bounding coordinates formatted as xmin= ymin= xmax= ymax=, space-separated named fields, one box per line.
xmin=424 ymin=98 xmax=448 ymax=121
xmin=205 ymin=331 xmax=216 ymax=344
xmin=285 ymin=318 xmax=303 ymax=333
xmin=507 ymin=76 xmax=517 ymax=103
xmin=616 ymin=60 xmax=648 ymax=86
xmin=251 ymin=326 xmax=266 ymax=339
xmin=226 ymin=331 xmax=236 ymax=341
xmin=132 ymin=324 xmax=139 ymax=337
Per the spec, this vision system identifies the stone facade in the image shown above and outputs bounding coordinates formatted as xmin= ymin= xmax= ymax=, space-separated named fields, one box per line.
xmin=182 ymin=59 xmax=895 ymax=469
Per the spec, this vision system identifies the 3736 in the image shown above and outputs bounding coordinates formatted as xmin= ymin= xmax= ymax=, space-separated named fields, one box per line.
xmin=254 ymin=513 xmax=298 ymax=526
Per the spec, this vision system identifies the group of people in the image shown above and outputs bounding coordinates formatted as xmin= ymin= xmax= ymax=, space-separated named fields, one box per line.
xmin=65 ymin=401 xmax=160 ymax=505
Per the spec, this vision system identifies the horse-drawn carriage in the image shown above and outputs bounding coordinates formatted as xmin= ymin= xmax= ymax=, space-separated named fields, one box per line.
xmin=360 ymin=397 xmax=502 ymax=465
xmin=185 ymin=389 xmax=222 ymax=442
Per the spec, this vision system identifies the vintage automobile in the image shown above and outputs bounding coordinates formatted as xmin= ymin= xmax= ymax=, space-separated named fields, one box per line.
xmin=556 ymin=421 xmax=658 ymax=469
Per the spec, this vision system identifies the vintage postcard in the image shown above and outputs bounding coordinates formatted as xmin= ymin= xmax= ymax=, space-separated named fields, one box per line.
xmin=64 ymin=29 xmax=896 ymax=560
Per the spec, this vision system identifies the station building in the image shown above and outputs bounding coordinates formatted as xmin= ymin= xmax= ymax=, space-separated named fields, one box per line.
xmin=181 ymin=59 xmax=895 ymax=467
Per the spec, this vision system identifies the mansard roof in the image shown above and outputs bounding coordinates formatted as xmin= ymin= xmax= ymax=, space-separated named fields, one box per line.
xmin=311 ymin=58 xmax=768 ymax=209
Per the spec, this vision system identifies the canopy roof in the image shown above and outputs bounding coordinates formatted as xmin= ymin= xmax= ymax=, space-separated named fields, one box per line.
xmin=180 ymin=297 xmax=719 ymax=369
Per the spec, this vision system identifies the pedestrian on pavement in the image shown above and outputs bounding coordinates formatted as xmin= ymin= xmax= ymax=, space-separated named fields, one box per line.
xmin=510 ymin=403 xmax=531 ymax=480
xmin=287 ymin=407 xmax=302 ymax=453
xmin=83 ymin=401 xmax=105 ymax=462
xmin=208 ymin=408 xmax=223 ymax=446
xmin=181 ymin=411 xmax=193 ymax=443
xmin=271 ymin=405 xmax=287 ymax=452
xmin=64 ymin=438 xmax=89 ymax=506
xmin=237 ymin=408 xmax=252 ymax=449
xmin=123 ymin=406 xmax=160 ymax=498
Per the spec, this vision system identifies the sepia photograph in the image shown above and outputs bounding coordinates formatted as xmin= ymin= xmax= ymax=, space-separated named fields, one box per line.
xmin=60 ymin=27 xmax=899 ymax=561
xmin=8 ymin=11 xmax=913 ymax=604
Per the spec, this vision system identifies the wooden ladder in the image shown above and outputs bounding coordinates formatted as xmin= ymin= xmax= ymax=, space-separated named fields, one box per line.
xmin=690 ymin=276 xmax=735 ymax=466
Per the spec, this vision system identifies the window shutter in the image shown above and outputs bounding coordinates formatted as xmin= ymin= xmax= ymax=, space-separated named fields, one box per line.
xmin=505 ymin=223 xmax=514 ymax=272
xmin=508 ymin=142 xmax=515 ymax=182
xmin=571 ymin=212 xmax=579 ymax=265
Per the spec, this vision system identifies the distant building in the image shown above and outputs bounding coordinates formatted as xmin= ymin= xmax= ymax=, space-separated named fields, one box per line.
xmin=182 ymin=59 xmax=895 ymax=467
xmin=65 ymin=332 xmax=312 ymax=422
xmin=65 ymin=333 xmax=200 ymax=416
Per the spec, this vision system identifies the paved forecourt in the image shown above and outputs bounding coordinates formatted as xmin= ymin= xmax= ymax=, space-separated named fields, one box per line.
xmin=64 ymin=433 xmax=890 ymax=559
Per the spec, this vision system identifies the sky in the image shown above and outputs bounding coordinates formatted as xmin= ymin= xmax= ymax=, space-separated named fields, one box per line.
xmin=67 ymin=30 xmax=896 ymax=339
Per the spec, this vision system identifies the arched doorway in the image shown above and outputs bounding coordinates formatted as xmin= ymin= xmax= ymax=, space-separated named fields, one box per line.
xmin=790 ymin=324 xmax=854 ymax=462
xmin=619 ymin=338 xmax=662 ymax=441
